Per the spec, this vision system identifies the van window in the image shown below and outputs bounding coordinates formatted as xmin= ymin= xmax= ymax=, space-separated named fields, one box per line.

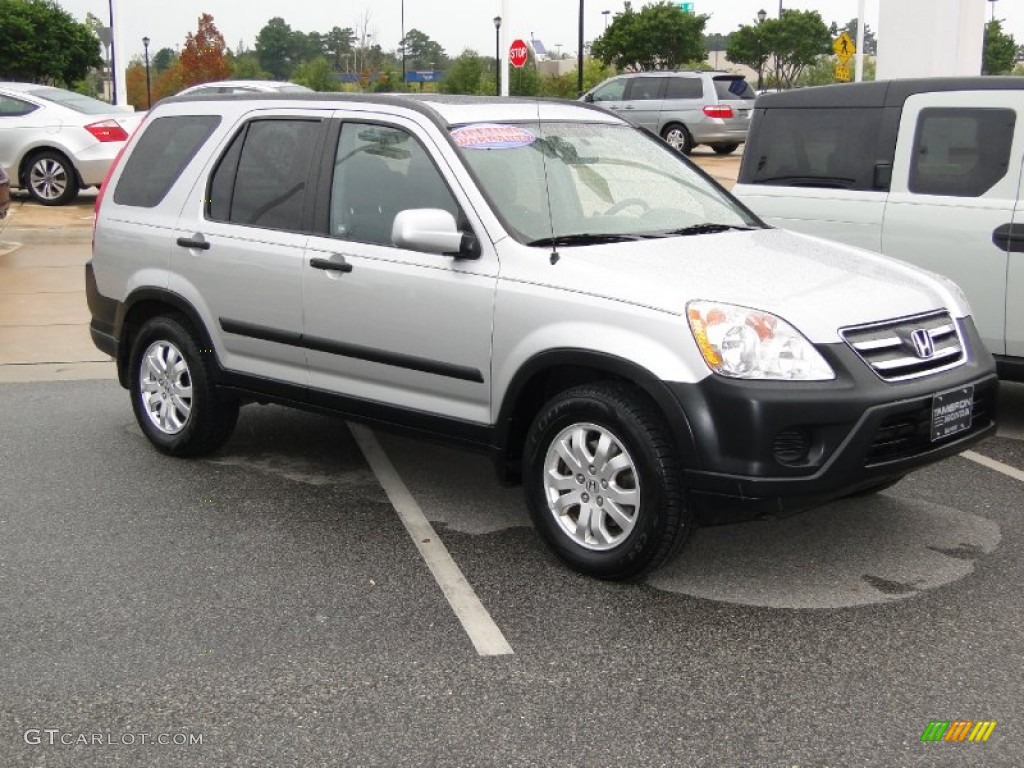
xmin=114 ymin=115 xmax=221 ymax=207
xmin=626 ymin=78 xmax=667 ymax=101
xmin=591 ymin=79 xmax=626 ymax=103
xmin=206 ymin=118 xmax=320 ymax=230
xmin=909 ymin=108 xmax=1016 ymax=198
xmin=665 ymin=78 xmax=704 ymax=99
xmin=713 ymin=77 xmax=755 ymax=101
xmin=741 ymin=108 xmax=882 ymax=190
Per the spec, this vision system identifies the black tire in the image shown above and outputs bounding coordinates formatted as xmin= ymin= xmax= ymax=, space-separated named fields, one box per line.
xmin=129 ymin=315 xmax=238 ymax=457
xmin=522 ymin=382 xmax=692 ymax=580
xmin=712 ymin=143 xmax=740 ymax=155
xmin=660 ymin=123 xmax=694 ymax=155
xmin=24 ymin=150 xmax=79 ymax=206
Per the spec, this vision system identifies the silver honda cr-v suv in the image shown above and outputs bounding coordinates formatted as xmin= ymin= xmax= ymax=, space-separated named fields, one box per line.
xmin=87 ymin=93 xmax=997 ymax=580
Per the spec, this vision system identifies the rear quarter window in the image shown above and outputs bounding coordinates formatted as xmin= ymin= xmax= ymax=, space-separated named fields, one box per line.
xmin=714 ymin=77 xmax=754 ymax=101
xmin=113 ymin=115 xmax=221 ymax=207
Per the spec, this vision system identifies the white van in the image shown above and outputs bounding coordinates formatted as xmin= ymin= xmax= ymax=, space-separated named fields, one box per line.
xmin=732 ymin=78 xmax=1024 ymax=379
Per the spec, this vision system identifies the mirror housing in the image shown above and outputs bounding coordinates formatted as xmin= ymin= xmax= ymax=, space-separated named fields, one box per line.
xmin=391 ymin=209 xmax=480 ymax=260
xmin=582 ymin=92 xmax=594 ymax=103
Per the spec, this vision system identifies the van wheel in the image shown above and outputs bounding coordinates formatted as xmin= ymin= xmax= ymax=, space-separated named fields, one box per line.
xmin=25 ymin=150 xmax=79 ymax=206
xmin=660 ymin=123 xmax=694 ymax=155
xmin=523 ymin=383 xmax=692 ymax=580
xmin=129 ymin=315 xmax=238 ymax=457
xmin=712 ymin=143 xmax=740 ymax=155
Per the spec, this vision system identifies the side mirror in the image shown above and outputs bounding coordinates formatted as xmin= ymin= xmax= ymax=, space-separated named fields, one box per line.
xmin=583 ymin=92 xmax=594 ymax=103
xmin=392 ymin=209 xmax=481 ymax=260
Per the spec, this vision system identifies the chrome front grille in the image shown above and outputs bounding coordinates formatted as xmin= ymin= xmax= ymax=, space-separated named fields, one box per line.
xmin=841 ymin=311 xmax=965 ymax=382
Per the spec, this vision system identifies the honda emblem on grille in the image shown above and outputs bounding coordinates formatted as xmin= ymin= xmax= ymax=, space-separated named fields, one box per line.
xmin=910 ymin=328 xmax=935 ymax=359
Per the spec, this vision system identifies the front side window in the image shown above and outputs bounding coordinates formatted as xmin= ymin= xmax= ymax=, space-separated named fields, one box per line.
xmin=452 ymin=121 xmax=758 ymax=245
xmin=591 ymin=79 xmax=627 ymax=103
xmin=909 ymin=108 xmax=1016 ymax=197
xmin=207 ymin=118 xmax=320 ymax=230
xmin=329 ymin=122 xmax=459 ymax=246
xmin=114 ymin=115 xmax=221 ymax=207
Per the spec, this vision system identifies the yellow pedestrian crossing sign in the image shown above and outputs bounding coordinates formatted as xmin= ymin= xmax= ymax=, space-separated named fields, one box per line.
xmin=834 ymin=64 xmax=851 ymax=82
xmin=833 ymin=31 xmax=855 ymax=64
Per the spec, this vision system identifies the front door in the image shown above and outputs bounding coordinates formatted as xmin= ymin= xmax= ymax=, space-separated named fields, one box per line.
xmin=302 ymin=115 xmax=497 ymax=427
xmin=883 ymin=92 xmax=1024 ymax=357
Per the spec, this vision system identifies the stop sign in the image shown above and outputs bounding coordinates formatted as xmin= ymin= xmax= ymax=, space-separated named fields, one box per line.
xmin=509 ymin=39 xmax=529 ymax=68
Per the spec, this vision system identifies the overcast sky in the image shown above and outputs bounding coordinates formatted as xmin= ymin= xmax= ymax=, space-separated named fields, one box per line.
xmin=56 ymin=0 xmax=1023 ymax=65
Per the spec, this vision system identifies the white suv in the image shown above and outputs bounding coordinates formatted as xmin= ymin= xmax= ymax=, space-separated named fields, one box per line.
xmin=87 ymin=93 xmax=997 ymax=580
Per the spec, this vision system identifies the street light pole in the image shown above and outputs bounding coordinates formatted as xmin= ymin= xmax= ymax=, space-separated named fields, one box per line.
xmin=107 ymin=0 xmax=118 ymax=104
xmin=602 ymin=10 xmax=610 ymax=30
xmin=142 ymin=36 xmax=151 ymax=109
xmin=401 ymin=0 xmax=406 ymax=90
xmin=577 ymin=0 xmax=585 ymax=96
xmin=494 ymin=16 xmax=502 ymax=96
xmin=756 ymin=9 xmax=767 ymax=91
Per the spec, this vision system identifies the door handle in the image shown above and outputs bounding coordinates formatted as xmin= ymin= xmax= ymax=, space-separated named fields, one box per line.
xmin=309 ymin=256 xmax=353 ymax=273
xmin=993 ymin=224 xmax=1024 ymax=253
xmin=176 ymin=235 xmax=210 ymax=250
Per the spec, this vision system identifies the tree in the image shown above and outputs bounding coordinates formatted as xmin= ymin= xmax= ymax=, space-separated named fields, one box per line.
xmin=152 ymin=47 xmax=177 ymax=74
xmin=0 ymin=0 xmax=102 ymax=85
xmin=291 ymin=57 xmax=338 ymax=91
xmin=591 ymin=1 xmax=708 ymax=71
xmin=178 ymin=13 xmax=230 ymax=87
xmin=401 ymin=29 xmax=448 ymax=72
xmin=983 ymin=20 xmax=1017 ymax=75
xmin=228 ymin=51 xmax=267 ymax=80
xmin=440 ymin=50 xmax=487 ymax=95
xmin=729 ymin=10 xmax=830 ymax=89
xmin=255 ymin=17 xmax=297 ymax=79
xmin=324 ymin=26 xmax=356 ymax=71
xmin=834 ymin=18 xmax=877 ymax=56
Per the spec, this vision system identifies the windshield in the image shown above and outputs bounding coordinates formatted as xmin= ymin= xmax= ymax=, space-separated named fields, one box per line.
xmin=28 ymin=87 xmax=117 ymax=115
xmin=452 ymin=121 xmax=759 ymax=246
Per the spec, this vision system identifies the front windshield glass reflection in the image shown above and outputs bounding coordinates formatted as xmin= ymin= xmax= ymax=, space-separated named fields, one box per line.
xmin=452 ymin=121 xmax=759 ymax=246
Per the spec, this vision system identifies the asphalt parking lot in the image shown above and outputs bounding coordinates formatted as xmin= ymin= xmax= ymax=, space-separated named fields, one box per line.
xmin=2 ymin=157 xmax=1024 ymax=766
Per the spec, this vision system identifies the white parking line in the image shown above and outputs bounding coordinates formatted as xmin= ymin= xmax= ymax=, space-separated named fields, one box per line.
xmin=963 ymin=450 xmax=1024 ymax=484
xmin=349 ymin=423 xmax=514 ymax=657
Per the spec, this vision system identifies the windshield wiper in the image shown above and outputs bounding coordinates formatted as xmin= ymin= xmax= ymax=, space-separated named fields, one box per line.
xmin=526 ymin=233 xmax=646 ymax=247
xmin=657 ymin=224 xmax=756 ymax=237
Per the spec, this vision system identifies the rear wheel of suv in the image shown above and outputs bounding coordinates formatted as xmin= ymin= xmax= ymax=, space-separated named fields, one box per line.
xmin=129 ymin=315 xmax=239 ymax=457
xmin=712 ymin=143 xmax=740 ymax=155
xmin=660 ymin=123 xmax=694 ymax=155
xmin=25 ymin=150 xmax=79 ymax=206
xmin=523 ymin=383 xmax=692 ymax=580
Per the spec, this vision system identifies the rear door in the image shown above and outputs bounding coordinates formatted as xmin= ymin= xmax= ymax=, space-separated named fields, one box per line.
xmin=172 ymin=110 xmax=328 ymax=384
xmin=883 ymin=92 xmax=1023 ymax=357
xmin=660 ymin=76 xmax=705 ymax=137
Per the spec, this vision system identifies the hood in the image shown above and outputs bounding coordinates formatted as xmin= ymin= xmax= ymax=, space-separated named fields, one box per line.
xmin=502 ymin=228 xmax=969 ymax=344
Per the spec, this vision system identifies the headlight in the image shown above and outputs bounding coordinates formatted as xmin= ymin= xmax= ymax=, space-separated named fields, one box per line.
xmin=686 ymin=301 xmax=835 ymax=380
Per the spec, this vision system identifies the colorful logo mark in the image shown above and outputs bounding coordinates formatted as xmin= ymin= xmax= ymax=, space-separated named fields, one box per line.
xmin=921 ymin=721 xmax=997 ymax=742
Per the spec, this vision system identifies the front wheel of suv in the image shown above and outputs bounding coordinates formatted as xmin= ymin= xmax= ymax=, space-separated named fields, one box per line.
xmin=660 ymin=123 xmax=694 ymax=155
xmin=129 ymin=315 xmax=239 ymax=457
xmin=522 ymin=383 xmax=692 ymax=580
xmin=25 ymin=150 xmax=79 ymax=206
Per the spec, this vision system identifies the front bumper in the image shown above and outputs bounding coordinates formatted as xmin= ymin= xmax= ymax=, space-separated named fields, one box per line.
xmin=670 ymin=317 xmax=998 ymax=524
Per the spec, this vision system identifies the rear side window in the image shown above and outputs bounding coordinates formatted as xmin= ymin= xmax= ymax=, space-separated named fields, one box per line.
xmin=113 ymin=115 xmax=220 ymax=207
xmin=742 ymin=107 xmax=883 ymax=190
xmin=909 ymin=108 xmax=1016 ymax=198
xmin=626 ymin=78 xmax=667 ymax=101
xmin=0 ymin=96 xmax=37 ymax=117
xmin=665 ymin=78 xmax=703 ymax=99
xmin=207 ymin=118 xmax=321 ymax=231
xmin=714 ymin=77 xmax=754 ymax=101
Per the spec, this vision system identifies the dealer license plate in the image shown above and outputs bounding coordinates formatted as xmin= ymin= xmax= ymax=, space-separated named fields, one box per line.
xmin=931 ymin=386 xmax=973 ymax=442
